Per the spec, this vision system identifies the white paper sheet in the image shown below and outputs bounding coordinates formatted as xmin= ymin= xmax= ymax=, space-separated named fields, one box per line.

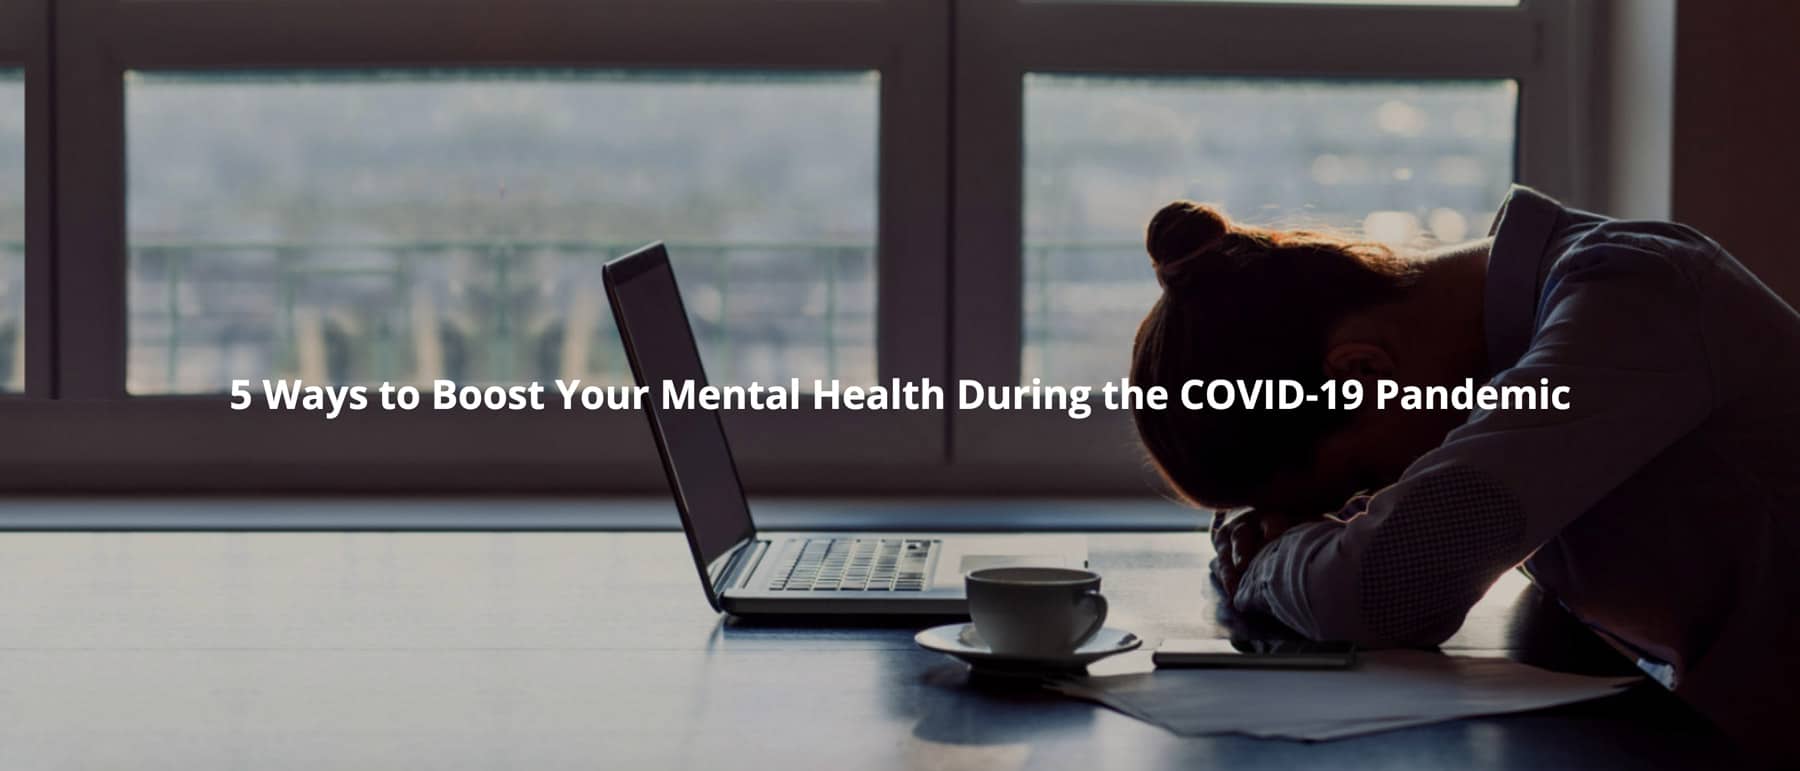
xmin=1046 ymin=649 xmax=1640 ymax=741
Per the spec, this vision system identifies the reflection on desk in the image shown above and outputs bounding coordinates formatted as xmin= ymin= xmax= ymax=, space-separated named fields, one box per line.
xmin=0 ymin=530 xmax=1742 ymax=769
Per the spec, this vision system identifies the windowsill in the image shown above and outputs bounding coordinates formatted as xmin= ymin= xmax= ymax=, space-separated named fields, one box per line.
xmin=0 ymin=496 xmax=1205 ymax=532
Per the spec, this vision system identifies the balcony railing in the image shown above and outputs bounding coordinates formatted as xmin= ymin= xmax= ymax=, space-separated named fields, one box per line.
xmin=129 ymin=239 xmax=880 ymax=393
xmin=0 ymin=239 xmax=1155 ymax=393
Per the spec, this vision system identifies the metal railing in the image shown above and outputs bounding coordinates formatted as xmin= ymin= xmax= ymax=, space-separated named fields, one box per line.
xmin=128 ymin=239 xmax=880 ymax=392
xmin=4 ymin=238 xmax=1154 ymax=392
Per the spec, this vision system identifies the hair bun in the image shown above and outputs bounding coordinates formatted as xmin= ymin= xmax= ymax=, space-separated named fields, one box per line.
xmin=1146 ymin=201 xmax=1230 ymax=286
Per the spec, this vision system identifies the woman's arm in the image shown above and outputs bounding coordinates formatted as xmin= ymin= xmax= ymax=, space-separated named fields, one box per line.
xmin=1231 ymin=241 xmax=1717 ymax=646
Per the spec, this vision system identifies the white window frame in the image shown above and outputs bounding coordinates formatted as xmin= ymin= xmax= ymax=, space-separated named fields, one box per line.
xmin=0 ymin=0 xmax=1595 ymax=494
xmin=950 ymin=0 xmax=1596 ymax=486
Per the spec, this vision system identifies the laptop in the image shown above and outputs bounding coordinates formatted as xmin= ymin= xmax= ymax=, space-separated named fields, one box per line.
xmin=603 ymin=242 xmax=1087 ymax=615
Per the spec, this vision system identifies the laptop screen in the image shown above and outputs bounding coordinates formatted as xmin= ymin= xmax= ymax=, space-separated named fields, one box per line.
xmin=605 ymin=244 xmax=756 ymax=576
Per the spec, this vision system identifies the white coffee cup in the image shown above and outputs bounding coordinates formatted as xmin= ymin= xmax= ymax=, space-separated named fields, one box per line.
xmin=965 ymin=567 xmax=1108 ymax=657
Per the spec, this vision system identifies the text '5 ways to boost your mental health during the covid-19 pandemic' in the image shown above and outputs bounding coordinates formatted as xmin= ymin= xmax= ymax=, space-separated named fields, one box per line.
xmin=231 ymin=376 xmax=1574 ymax=422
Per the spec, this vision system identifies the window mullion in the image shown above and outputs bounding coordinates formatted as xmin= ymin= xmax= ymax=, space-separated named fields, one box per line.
xmin=53 ymin=0 xmax=127 ymax=399
xmin=875 ymin=0 xmax=952 ymax=397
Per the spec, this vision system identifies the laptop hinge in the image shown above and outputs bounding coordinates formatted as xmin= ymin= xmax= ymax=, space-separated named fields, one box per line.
xmin=710 ymin=538 xmax=768 ymax=596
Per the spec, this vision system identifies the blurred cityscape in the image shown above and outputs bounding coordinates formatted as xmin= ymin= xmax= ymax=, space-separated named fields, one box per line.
xmin=125 ymin=71 xmax=879 ymax=393
xmin=1 ymin=70 xmax=1516 ymax=395
xmin=1024 ymin=75 xmax=1516 ymax=384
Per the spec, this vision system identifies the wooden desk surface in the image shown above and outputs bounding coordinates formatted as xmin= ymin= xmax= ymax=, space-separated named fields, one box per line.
xmin=0 ymin=530 xmax=1740 ymax=770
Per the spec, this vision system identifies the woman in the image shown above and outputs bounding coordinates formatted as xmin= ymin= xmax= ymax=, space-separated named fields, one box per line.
xmin=1131 ymin=186 xmax=1797 ymax=753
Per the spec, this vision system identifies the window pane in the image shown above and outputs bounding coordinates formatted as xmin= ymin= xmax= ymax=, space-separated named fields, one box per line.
xmin=1023 ymin=75 xmax=1516 ymax=385
xmin=0 ymin=70 xmax=21 ymax=392
xmin=1035 ymin=1 xmax=1518 ymax=5
xmin=127 ymin=70 xmax=878 ymax=394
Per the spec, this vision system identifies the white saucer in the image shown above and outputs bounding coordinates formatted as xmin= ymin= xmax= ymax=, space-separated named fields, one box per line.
xmin=915 ymin=622 xmax=1142 ymax=672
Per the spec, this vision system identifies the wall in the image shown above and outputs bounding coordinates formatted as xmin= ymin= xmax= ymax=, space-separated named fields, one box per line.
xmin=1673 ymin=0 xmax=1800 ymax=304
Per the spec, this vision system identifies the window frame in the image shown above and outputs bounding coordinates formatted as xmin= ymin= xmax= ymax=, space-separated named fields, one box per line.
xmin=0 ymin=0 xmax=1597 ymax=494
xmin=0 ymin=0 xmax=50 ymax=400
xmin=949 ymin=0 xmax=1595 ymax=481
xmin=20 ymin=0 xmax=952 ymax=490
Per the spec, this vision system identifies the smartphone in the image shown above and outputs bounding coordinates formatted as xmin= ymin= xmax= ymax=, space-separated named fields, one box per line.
xmin=1152 ymin=639 xmax=1357 ymax=669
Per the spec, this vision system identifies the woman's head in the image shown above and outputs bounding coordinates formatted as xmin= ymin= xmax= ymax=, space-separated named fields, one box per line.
xmin=1130 ymin=201 xmax=1423 ymax=511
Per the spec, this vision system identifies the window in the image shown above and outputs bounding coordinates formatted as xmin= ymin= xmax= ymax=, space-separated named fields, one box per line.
xmin=14 ymin=0 xmax=1586 ymax=492
xmin=0 ymin=71 xmax=20 ymax=392
xmin=1022 ymin=76 xmax=1516 ymax=385
xmin=1067 ymin=0 xmax=1519 ymax=5
xmin=949 ymin=0 xmax=1584 ymax=478
xmin=126 ymin=70 xmax=878 ymax=394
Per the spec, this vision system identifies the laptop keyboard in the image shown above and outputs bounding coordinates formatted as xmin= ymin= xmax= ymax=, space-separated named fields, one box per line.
xmin=767 ymin=538 xmax=937 ymax=592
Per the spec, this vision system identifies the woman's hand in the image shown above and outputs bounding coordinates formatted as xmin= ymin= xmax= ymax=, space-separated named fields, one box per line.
xmin=1210 ymin=508 xmax=1314 ymax=597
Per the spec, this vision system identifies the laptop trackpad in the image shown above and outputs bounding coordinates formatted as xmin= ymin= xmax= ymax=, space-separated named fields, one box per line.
xmin=959 ymin=554 xmax=1069 ymax=573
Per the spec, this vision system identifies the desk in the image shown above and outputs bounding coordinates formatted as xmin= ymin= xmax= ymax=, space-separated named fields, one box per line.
xmin=0 ymin=529 xmax=1740 ymax=769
